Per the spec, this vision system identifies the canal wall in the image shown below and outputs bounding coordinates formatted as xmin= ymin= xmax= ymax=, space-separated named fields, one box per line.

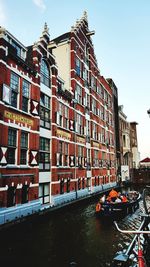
xmin=0 ymin=182 xmax=117 ymax=228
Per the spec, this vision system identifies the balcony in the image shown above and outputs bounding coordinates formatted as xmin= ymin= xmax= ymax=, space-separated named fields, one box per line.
xmin=57 ymin=86 xmax=72 ymax=101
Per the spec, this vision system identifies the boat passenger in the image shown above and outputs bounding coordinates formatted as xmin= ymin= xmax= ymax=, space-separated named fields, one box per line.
xmin=106 ymin=195 xmax=111 ymax=202
xmin=109 ymin=189 xmax=118 ymax=202
xmin=121 ymin=194 xmax=128 ymax=202
xmin=109 ymin=189 xmax=118 ymax=198
xmin=100 ymin=194 xmax=106 ymax=203
xmin=115 ymin=197 xmax=122 ymax=203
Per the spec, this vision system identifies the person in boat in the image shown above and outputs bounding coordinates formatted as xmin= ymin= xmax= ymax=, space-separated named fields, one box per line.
xmin=115 ymin=196 xmax=122 ymax=203
xmin=121 ymin=194 xmax=128 ymax=202
xmin=108 ymin=189 xmax=118 ymax=202
xmin=100 ymin=194 xmax=106 ymax=203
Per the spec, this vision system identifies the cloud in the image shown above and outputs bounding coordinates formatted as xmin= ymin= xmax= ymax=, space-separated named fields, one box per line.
xmin=0 ymin=0 xmax=7 ymax=25
xmin=33 ymin=0 xmax=46 ymax=12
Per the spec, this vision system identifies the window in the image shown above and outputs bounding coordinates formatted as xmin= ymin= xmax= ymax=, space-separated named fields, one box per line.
xmin=76 ymin=114 xmax=83 ymax=135
xmin=91 ymin=75 xmax=96 ymax=90
xmin=96 ymin=85 xmax=101 ymax=95
xmin=58 ymin=103 xmax=63 ymax=127
xmin=75 ymin=57 xmax=82 ymax=77
xmin=92 ymin=123 xmax=98 ymax=141
xmin=41 ymin=59 xmax=50 ymax=87
xmin=92 ymin=98 xmax=97 ymax=115
xmin=101 ymin=128 xmax=105 ymax=144
xmin=57 ymin=79 xmax=64 ymax=92
xmin=78 ymin=145 xmax=83 ymax=167
xmin=20 ymin=131 xmax=28 ymax=165
xmin=85 ymin=93 xmax=90 ymax=110
xmin=108 ymin=95 xmax=112 ymax=108
xmin=22 ymin=80 xmax=30 ymax=112
xmin=86 ymin=120 xmax=90 ymax=138
xmin=40 ymin=93 xmax=50 ymax=129
xmin=101 ymin=106 xmax=105 ymax=120
xmin=7 ymin=128 xmax=17 ymax=164
xmin=39 ymin=183 xmax=50 ymax=204
xmin=110 ymin=133 xmax=113 ymax=146
xmin=75 ymin=84 xmax=82 ymax=105
xmin=64 ymin=106 xmax=69 ymax=129
xmin=104 ymin=89 xmax=108 ymax=102
xmin=12 ymin=41 xmax=21 ymax=58
xmin=10 ymin=72 xmax=19 ymax=108
xmin=83 ymin=68 xmax=89 ymax=86
xmin=84 ymin=45 xmax=89 ymax=66
xmin=39 ymin=137 xmax=50 ymax=171
xmin=57 ymin=141 xmax=69 ymax=167
xmin=7 ymin=37 xmax=26 ymax=59
xmin=94 ymin=150 xmax=99 ymax=167
xmin=78 ymin=146 xmax=83 ymax=157
xmin=106 ymin=111 xmax=109 ymax=124
xmin=64 ymin=143 xmax=69 ymax=166
xmin=57 ymin=103 xmax=69 ymax=129
xmin=57 ymin=141 xmax=63 ymax=166
xmin=87 ymin=148 xmax=91 ymax=167
xmin=109 ymin=114 xmax=112 ymax=126
xmin=98 ymin=84 xmax=104 ymax=99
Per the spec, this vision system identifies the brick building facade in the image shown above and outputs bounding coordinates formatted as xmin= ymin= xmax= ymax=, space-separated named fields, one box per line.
xmin=0 ymin=12 xmax=117 ymax=210
xmin=0 ymin=26 xmax=40 ymax=207
xmin=50 ymin=12 xmax=116 ymax=203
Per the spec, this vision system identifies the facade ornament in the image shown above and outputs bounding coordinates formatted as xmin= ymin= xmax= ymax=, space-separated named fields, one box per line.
xmin=42 ymin=22 xmax=50 ymax=36
xmin=0 ymin=26 xmax=6 ymax=34
xmin=83 ymin=11 xmax=88 ymax=21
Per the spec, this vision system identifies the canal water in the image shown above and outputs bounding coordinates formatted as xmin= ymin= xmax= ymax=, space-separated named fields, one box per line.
xmin=0 ymin=187 xmax=148 ymax=267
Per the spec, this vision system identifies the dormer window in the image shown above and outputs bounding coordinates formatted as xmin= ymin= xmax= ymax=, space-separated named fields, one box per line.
xmin=12 ymin=41 xmax=21 ymax=57
xmin=41 ymin=59 xmax=50 ymax=87
xmin=7 ymin=35 xmax=26 ymax=60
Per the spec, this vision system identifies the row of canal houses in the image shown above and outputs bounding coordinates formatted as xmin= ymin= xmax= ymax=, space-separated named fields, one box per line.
xmin=0 ymin=12 xmax=138 ymax=222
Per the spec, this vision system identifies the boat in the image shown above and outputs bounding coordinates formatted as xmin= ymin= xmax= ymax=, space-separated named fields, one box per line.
xmin=95 ymin=191 xmax=141 ymax=219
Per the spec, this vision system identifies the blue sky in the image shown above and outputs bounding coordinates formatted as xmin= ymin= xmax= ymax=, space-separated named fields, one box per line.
xmin=0 ymin=0 xmax=150 ymax=159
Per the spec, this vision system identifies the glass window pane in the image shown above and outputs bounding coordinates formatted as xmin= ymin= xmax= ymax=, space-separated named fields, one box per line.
xmin=22 ymin=80 xmax=29 ymax=97
xmin=8 ymin=129 xmax=17 ymax=146
xmin=21 ymin=132 xmax=28 ymax=148
xmin=39 ymin=185 xmax=43 ymax=197
xmin=44 ymin=184 xmax=49 ymax=195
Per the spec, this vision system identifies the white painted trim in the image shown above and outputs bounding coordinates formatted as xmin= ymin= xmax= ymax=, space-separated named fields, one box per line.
xmin=0 ymin=186 xmax=7 ymax=191
xmin=0 ymin=45 xmax=6 ymax=51
xmin=0 ymin=59 xmax=7 ymax=65
xmin=0 ymin=119 xmax=39 ymax=134
xmin=33 ymin=46 xmax=42 ymax=55
xmin=51 ymin=181 xmax=60 ymax=184
xmin=29 ymin=183 xmax=39 ymax=187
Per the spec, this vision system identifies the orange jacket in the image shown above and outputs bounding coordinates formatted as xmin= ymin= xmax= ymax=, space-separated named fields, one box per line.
xmin=109 ymin=189 xmax=118 ymax=198
xmin=122 ymin=196 xmax=128 ymax=202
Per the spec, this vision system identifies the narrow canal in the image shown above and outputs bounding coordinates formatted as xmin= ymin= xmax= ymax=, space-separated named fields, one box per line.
xmin=0 ymin=187 xmax=148 ymax=267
